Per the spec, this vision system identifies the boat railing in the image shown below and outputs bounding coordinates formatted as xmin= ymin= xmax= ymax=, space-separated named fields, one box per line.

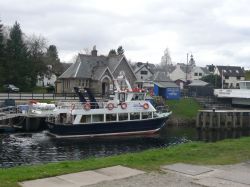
xmin=56 ymin=101 xmax=111 ymax=110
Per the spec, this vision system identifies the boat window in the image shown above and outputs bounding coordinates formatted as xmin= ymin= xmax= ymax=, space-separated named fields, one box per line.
xmin=130 ymin=112 xmax=140 ymax=120
xmin=92 ymin=114 xmax=104 ymax=123
xmin=153 ymin=112 xmax=158 ymax=118
xmin=106 ymin=114 xmax=117 ymax=122
xmin=119 ymin=93 xmax=126 ymax=102
xmin=118 ymin=113 xmax=128 ymax=121
xmin=142 ymin=112 xmax=152 ymax=119
xmin=80 ymin=115 xmax=91 ymax=123
xmin=132 ymin=93 xmax=145 ymax=100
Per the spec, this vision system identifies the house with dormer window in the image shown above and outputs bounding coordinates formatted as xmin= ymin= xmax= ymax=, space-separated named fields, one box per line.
xmin=214 ymin=66 xmax=245 ymax=88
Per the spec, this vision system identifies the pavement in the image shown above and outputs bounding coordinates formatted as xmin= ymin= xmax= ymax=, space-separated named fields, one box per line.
xmin=20 ymin=162 xmax=250 ymax=187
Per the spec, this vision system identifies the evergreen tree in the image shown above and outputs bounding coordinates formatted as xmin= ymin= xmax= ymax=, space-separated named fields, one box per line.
xmin=201 ymin=74 xmax=221 ymax=88
xmin=45 ymin=45 xmax=62 ymax=76
xmin=5 ymin=21 xmax=30 ymax=90
xmin=0 ymin=19 xmax=5 ymax=85
xmin=108 ymin=49 xmax=117 ymax=56
xmin=117 ymin=46 xmax=124 ymax=55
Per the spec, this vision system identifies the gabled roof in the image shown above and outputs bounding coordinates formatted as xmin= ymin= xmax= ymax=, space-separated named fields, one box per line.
xmin=216 ymin=66 xmax=244 ymax=77
xmin=59 ymin=54 xmax=108 ymax=79
xmin=59 ymin=53 xmax=135 ymax=81
xmin=188 ymin=79 xmax=209 ymax=86
xmin=106 ymin=55 xmax=123 ymax=73
xmin=134 ymin=64 xmax=154 ymax=75
xmin=154 ymin=81 xmax=179 ymax=88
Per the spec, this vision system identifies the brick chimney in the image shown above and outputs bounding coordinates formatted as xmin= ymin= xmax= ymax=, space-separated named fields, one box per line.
xmin=91 ymin=45 xmax=97 ymax=56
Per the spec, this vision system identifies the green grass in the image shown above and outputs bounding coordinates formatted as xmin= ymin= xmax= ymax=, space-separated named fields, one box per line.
xmin=31 ymin=87 xmax=47 ymax=93
xmin=166 ymin=98 xmax=201 ymax=119
xmin=1 ymin=137 xmax=250 ymax=187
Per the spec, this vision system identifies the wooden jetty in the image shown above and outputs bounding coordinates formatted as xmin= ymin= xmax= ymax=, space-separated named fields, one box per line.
xmin=0 ymin=110 xmax=50 ymax=132
xmin=196 ymin=109 xmax=250 ymax=129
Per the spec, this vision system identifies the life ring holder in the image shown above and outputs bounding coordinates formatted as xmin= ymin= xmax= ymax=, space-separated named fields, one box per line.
xmin=143 ymin=103 xmax=149 ymax=110
xmin=107 ymin=103 xmax=114 ymax=110
xmin=121 ymin=102 xmax=127 ymax=109
xmin=83 ymin=102 xmax=91 ymax=110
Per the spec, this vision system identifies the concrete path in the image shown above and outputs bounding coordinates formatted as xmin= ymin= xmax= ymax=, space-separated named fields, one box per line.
xmin=19 ymin=165 xmax=145 ymax=187
xmin=20 ymin=162 xmax=250 ymax=187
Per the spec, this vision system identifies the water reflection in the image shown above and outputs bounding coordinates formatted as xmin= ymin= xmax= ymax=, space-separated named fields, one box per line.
xmin=0 ymin=130 xmax=189 ymax=168
xmin=197 ymin=128 xmax=250 ymax=142
xmin=1 ymin=127 xmax=250 ymax=168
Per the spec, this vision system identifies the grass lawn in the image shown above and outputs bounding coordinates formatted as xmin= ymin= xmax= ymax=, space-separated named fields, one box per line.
xmin=1 ymin=137 xmax=250 ymax=187
xmin=166 ymin=98 xmax=201 ymax=119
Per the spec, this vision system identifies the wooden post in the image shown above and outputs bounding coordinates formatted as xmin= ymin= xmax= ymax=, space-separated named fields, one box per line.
xmin=217 ymin=112 xmax=221 ymax=129
xmin=202 ymin=112 xmax=206 ymax=129
xmin=239 ymin=112 xmax=243 ymax=128
xmin=209 ymin=112 xmax=213 ymax=129
xmin=196 ymin=112 xmax=200 ymax=128
xmin=233 ymin=112 xmax=236 ymax=128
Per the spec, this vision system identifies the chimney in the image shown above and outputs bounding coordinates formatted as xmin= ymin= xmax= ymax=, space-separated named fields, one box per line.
xmin=91 ymin=45 xmax=97 ymax=56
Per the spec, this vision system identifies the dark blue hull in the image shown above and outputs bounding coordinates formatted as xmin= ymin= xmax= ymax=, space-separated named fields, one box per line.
xmin=47 ymin=117 xmax=169 ymax=138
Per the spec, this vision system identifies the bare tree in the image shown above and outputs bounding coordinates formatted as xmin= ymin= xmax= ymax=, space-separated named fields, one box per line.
xmin=160 ymin=48 xmax=172 ymax=67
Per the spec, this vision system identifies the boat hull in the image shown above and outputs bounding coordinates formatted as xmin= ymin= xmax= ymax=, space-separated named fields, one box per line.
xmin=47 ymin=117 xmax=169 ymax=138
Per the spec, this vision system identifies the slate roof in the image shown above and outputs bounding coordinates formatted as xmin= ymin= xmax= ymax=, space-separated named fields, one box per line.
xmin=59 ymin=53 xmax=135 ymax=81
xmin=216 ymin=66 xmax=244 ymax=77
xmin=188 ymin=80 xmax=209 ymax=86
xmin=154 ymin=81 xmax=179 ymax=88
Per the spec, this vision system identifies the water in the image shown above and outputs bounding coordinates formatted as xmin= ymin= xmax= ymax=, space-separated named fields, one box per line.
xmin=1 ymin=127 xmax=250 ymax=168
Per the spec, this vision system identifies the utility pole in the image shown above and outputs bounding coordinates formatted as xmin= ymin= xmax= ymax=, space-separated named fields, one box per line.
xmin=186 ymin=53 xmax=189 ymax=82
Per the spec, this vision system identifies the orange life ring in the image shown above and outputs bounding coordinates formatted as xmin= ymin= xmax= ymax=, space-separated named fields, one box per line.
xmin=121 ymin=102 xmax=127 ymax=109
xmin=71 ymin=104 xmax=75 ymax=110
xmin=107 ymin=103 xmax=114 ymax=110
xmin=143 ymin=103 xmax=149 ymax=110
xmin=83 ymin=102 xmax=91 ymax=110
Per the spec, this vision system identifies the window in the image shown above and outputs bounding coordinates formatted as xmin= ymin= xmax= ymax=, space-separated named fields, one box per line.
xmin=199 ymin=73 xmax=202 ymax=76
xmin=194 ymin=73 xmax=198 ymax=76
xmin=142 ymin=112 xmax=152 ymax=119
xmin=92 ymin=114 xmax=104 ymax=122
xmin=80 ymin=115 xmax=91 ymax=123
xmin=106 ymin=114 xmax=117 ymax=122
xmin=237 ymin=76 xmax=240 ymax=80
xmin=118 ymin=113 xmax=128 ymax=121
xmin=130 ymin=112 xmax=140 ymax=120
xmin=225 ymin=76 xmax=229 ymax=79
xmin=141 ymin=71 xmax=148 ymax=75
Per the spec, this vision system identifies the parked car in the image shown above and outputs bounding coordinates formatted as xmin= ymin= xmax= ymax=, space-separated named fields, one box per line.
xmin=3 ymin=84 xmax=20 ymax=92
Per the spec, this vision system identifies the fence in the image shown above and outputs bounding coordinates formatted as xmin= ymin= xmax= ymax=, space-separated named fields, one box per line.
xmin=0 ymin=92 xmax=110 ymax=101
xmin=0 ymin=93 xmax=79 ymax=100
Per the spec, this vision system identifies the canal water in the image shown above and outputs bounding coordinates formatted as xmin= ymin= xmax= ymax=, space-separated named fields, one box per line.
xmin=1 ymin=127 xmax=250 ymax=168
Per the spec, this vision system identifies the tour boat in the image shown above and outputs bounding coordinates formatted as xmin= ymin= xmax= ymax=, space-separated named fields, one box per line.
xmin=214 ymin=81 xmax=250 ymax=106
xmin=46 ymin=74 xmax=172 ymax=138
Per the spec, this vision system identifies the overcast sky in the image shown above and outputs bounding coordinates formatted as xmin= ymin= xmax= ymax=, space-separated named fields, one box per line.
xmin=1 ymin=0 xmax=250 ymax=68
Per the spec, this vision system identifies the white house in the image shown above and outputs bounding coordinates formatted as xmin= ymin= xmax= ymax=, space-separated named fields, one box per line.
xmin=36 ymin=65 xmax=57 ymax=87
xmin=133 ymin=62 xmax=155 ymax=88
xmin=190 ymin=66 xmax=210 ymax=80
xmin=214 ymin=66 xmax=245 ymax=88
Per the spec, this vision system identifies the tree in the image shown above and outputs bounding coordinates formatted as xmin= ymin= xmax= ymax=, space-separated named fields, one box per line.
xmin=108 ymin=49 xmax=117 ymax=56
xmin=45 ymin=45 xmax=62 ymax=76
xmin=0 ymin=19 xmax=5 ymax=85
xmin=160 ymin=48 xmax=172 ymax=67
xmin=200 ymin=74 xmax=221 ymax=88
xmin=117 ymin=46 xmax=124 ymax=55
xmin=26 ymin=34 xmax=48 ymax=87
xmin=5 ymin=22 xmax=30 ymax=90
